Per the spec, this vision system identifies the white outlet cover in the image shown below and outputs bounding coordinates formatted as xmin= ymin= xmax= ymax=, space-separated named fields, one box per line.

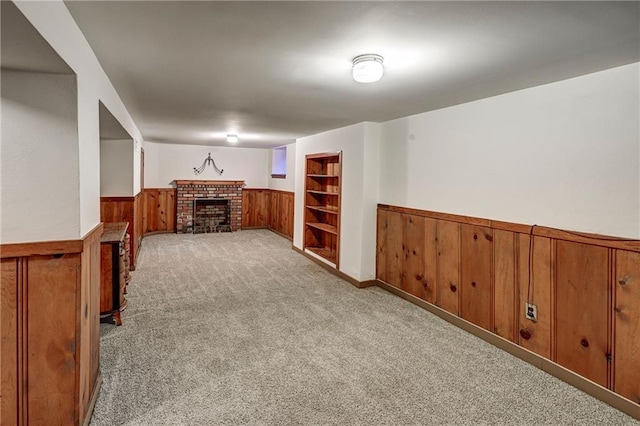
xmin=525 ymin=303 xmax=538 ymax=322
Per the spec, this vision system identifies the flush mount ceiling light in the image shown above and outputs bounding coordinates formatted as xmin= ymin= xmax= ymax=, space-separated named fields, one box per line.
xmin=226 ymin=134 xmax=238 ymax=143
xmin=352 ymin=54 xmax=384 ymax=83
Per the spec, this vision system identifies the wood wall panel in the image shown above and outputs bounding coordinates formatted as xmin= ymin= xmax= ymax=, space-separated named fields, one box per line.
xmin=101 ymin=196 xmax=140 ymax=269
xmin=614 ymin=250 xmax=640 ymax=403
xmin=493 ymin=230 xmax=517 ymax=342
xmin=276 ymin=191 xmax=295 ymax=239
xmin=27 ymin=255 xmax=79 ymax=425
xmin=0 ymin=226 xmax=102 ymax=425
xmin=385 ymin=212 xmax=403 ymax=289
xmin=423 ymin=218 xmax=438 ymax=305
xmin=1 ymin=259 xmax=19 ymax=426
xmin=143 ymin=188 xmax=176 ymax=234
xmin=402 ymin=214 xmax=427 ymax=299
xmin=376 ymin=204 xmax=640 ymax=410
xmin=241 ymin=189 xmax=294 ymax=239
xmin=134 ymin=193 xmax=143 ymax=264
xmin=242 ymin=189 xmax=269 ymax=228
xmin=437 ymin=220 xmax=460 ymax=315
xmin=376 ymin=209 xmax=388 ymax=283
xmin=460 ymin=224 xmax=493 ymax=330
xmin=555 ymin=241 xmax=610 ymax=387
xmin=517 ymin=235 xmax=553 ymax=359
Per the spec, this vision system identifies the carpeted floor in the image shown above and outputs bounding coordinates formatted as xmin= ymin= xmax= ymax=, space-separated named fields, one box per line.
xmin=90 ymin=230 xmax=638 ymax=426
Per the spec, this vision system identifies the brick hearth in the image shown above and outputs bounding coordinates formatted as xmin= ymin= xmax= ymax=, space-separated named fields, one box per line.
xmin=173 ymin=180 xmax=244 ymax=233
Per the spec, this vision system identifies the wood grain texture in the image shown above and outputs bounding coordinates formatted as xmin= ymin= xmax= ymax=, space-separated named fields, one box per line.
xmin=517 ymin=235 xmax=553 ymax=359
xmin=378 ymin=204 xmax=640 ymax=251
xmin=88 ymin=235 xmax=101 ymax=419
xmin=614 ymin=250 xmax=640 ymax=403
xmin=271 ymin=190 xmax=294 ymax=239
xmin=437 ymin=220 xmax=460 ymax=315
xmin=27 ymin=254 xmax=79 ymax=425
xmin=172 ymin=180 xmax=244 ymax=185
xmin=555 ymin=241 xmax=609 ymax=386
xmin=402 ymin=214 xmax=427 ymax=300
xmin=376 ymin=209 xmax=388 ymax=283
xmin=375 ymin=204 xmax=640 ymax=408
xmin=493 ymin=230 xmax=517 ymax=342
xmin=100 ymin=244 xmax=114 ymax=313
xmin=142 ymin=188 xmax=176 ymax=234
xmin=242 ymin=189 xmax=294 ymax=239
xmin=303 ymin=153 xmax=341 ymax=267
xmin=423 ymin=218 xmax=438 ymax=305
xmin=0 ymin=240 xmax=83 ymax=258
xmin=0 ymin=231 xmax=101 ymax=425
xmin=134 ymin=193 xmax=143 ymax=266
xmin=101 ymin=196 xmax=138 ymax=269
xmin=460 ymin=224 xmax=493 ymax=330
xmin=1 ymin=259 xmax=19 ymax=426
xmin=386 ymin=212 xmax=403 ymax=289
xmin=242 ymin=189 xmax=269 ymax=228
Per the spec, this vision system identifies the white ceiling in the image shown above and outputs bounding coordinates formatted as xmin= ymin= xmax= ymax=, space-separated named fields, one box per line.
xmin=1 ymin=1 xmax=73 ymax=74
xmin=64 ymin=1 xmax=640 ymax=148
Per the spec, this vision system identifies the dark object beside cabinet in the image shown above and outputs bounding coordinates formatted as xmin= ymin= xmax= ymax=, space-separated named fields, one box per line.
xmin=100 ymin=222 xmax=129 ymax=325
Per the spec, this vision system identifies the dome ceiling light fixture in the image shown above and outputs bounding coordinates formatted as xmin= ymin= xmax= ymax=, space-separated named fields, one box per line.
xmin=352 ymin=54 xmax=384 ymax=83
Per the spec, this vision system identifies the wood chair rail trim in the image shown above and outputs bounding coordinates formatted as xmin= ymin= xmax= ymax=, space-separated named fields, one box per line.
xmin=377 ymin=204 xmax=640 ymax=252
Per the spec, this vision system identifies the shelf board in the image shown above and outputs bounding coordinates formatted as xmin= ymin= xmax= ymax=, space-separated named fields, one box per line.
xmin=307 ymin=190 xmax=339 ymax=196
xmin=306 ymin=205 xmax=339 ymax=215
xmin=307 ymin=174 xmax=340 ymax=178
xmin=306 ymin=222 xmax=338 ymax=235
xmin=305 ymin=246 xmax=337 ymax=264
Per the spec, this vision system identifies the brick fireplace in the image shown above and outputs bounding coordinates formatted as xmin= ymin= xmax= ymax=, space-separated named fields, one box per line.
xmin=173 ymin=180 xmax=244 ymax=233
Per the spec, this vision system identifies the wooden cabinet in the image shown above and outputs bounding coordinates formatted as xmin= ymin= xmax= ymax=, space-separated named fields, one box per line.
xmin=100 ymin=222 xmax=129 ymax=326
xmin=303 ymin=152 xmax=342 ymax=267
xmin=0 ymin=224 xmax=102 ymax=425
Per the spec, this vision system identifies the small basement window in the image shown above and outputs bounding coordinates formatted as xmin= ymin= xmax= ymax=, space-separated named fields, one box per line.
xmin=271 ymin=146 xmax=287 ymax=179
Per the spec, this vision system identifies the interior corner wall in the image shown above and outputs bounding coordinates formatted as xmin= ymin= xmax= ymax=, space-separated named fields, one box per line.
xmin=14 ymin=0 xmax=145 ymax=237
xmin=143 ymin=141 xmax=270 ymax=188
xmin=100 ymin=139 xmax=134 ymax=196
xmin=133 ymin=139 xmax=142 ymax=195
xmin=379 ymin=63 xmax=640 ymax=238
xmin=268 ymin=143 xmax=296 ymax=192
xmin=360 ymin=123 xmax=381 ymax=280
xmin=294 ymin=123 xmax=370 ymax=281
xmin=1 ymin=70 xmax=80 ymax=243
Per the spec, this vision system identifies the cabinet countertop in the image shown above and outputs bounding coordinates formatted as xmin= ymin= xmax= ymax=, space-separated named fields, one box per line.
xmin=101 ymin=222 xmax=129 ymax=244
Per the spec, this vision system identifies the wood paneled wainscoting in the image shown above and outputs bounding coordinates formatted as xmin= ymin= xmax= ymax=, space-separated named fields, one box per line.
xmin=0 ymin=224 xmax=103 ymax=425
xmin=376 ymin=204 xmax=640 ymax=418
xmin=100 ymin=194 xmax=143 ymax=270
xmin=242 ymin=189 xmax=294 ymax=240
xmin=142 ymin=188 xmax=176 ymax=234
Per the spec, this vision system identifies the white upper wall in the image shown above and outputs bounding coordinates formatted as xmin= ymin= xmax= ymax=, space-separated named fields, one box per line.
xmin=14 ymin=0 xmax=144 ymax=237
xmin=268 ymin=143 xmax=296 ymax=192
xmin=100 ymin=139 xmax=134 ymax=196
xmin=294 ymin=123 xmax=380 ymax=281
xmin=379 ymin=63 xmax=640 ymax=238
xmin=1 ymin=71 xmax=80 ymax=243
xmin=144 ymin=141 xmax=270 ymax=188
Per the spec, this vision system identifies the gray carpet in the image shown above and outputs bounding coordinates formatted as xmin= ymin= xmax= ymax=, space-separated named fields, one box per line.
xmin=91 ymin=230 xmax=638 ymax=426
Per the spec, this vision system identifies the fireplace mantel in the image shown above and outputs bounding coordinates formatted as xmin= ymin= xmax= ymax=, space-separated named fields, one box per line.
xmin=172 ymin=180 xmax=245 ymax=186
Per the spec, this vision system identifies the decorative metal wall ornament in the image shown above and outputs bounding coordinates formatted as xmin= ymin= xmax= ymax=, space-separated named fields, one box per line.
xmin=193 ymin=153 xmax=224 ymax=176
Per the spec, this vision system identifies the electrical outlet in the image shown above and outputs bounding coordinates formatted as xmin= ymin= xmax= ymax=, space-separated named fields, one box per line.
xmin=525 ymin=303 xmax=538 ymax=322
